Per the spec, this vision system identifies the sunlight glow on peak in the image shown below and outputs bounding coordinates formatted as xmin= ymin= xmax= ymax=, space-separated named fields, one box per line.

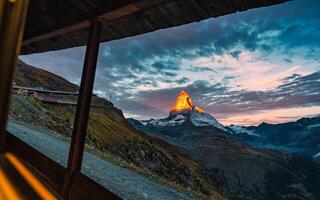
xmin=171 ymin=90 xmax=205 ymax=113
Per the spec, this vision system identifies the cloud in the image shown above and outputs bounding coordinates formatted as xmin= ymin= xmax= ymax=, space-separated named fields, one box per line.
xmin=115 ymin=71 xmax=320 ymax=124
xmin=284 ymin=58 xmax=293 ymax=63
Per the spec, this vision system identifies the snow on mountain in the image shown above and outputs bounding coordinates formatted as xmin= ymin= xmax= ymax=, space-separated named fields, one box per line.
xmin=190 ymin=111 xmax=227 ymax=131
xmin=140 ymin=115 xmax=186 ymax=127
xmin=136 ymin=90 xmax=227 ymax=131
xmin=228 ymin=125 xmax=260 ymax=137
xmin=227 ymin=116 xmax=320 ymax=157
xmin=139 ymin=112 xmax=227 ymax=131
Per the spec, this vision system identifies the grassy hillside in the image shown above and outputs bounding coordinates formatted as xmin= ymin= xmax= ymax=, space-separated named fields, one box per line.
xmin=15 ymin=60 xmax=79 ymax=92
xmin=9 ymin=61 xmax=227 ymax=200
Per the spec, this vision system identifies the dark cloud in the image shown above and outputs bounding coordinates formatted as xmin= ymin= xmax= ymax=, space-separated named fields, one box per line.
xmin=230 ymin=50 xmax=241 ymax=59
xmin=284 ymin=58 xmax=293 ymax=63
xmin=132 ymin=77 xmax=159 ymax=88
xmin=223 ymin=76 xmax=235 ymax=80
xmin=208 ymin=71 xmax=320 ymax=117
xmin=176 ymin=77 xmax=189 ymax=84
xmin=151 ymin=61 xmax=180 ymax=71
xmin=88 ymin=0 xmax=319 ymax=91
xmin=116 ymin=71 xmax=320 ymax=119
xmin=187 ymin=66 xmax=215 ymax=72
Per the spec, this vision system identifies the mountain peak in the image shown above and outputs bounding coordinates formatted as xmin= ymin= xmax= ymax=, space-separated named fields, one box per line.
xmin=170 ymin=90 xmax=204 ymax=114
xmin=134 ymin=90 xmax=226 ymax=131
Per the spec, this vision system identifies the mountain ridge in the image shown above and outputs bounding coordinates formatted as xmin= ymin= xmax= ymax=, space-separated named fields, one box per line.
xmin=129 ymin=90 xmax=320 ymax=200
xmin=227 ymin=115 xmax=320 ymax=158
xmin=137 ymin=90 xmax=226 ymax=131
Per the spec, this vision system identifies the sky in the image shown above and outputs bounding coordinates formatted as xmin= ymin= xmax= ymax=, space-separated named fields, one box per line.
xmin=21 ymin=0 xmax=320 ymax=126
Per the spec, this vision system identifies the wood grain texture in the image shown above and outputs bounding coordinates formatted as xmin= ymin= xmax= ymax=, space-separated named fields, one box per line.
xmin=21 ymin=0 xmax=288 ymax=54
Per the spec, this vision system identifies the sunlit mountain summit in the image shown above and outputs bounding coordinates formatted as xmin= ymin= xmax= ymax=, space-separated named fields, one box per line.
xmin=137 ymin=90 xmax=226 ymax=130
xmin=170 ymin=90 xmax=205 ymax=114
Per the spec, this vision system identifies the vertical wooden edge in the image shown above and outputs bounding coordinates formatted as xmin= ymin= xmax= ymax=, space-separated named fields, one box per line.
xmin=0 ymin=1 xmax=4 ymax=27
xmin=63 ymin=20 xmax=102 ymax=199
xmin=0 ymin=0 xmax=29 ymax=151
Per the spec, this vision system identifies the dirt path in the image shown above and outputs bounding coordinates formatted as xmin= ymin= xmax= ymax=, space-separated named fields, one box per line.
xmin=6 ymin=122 xmax=199 ymax=200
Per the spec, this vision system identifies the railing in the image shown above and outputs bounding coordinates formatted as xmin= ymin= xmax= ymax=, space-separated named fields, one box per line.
xmin=34 ymin=96 xmax=112 ymax=109
xmin=12 ymin=86 xmax=79 ymax=96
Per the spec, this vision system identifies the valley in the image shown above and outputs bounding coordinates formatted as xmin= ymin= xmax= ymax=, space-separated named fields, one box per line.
xmin=227 ymin=117 xmax=320 ymax=159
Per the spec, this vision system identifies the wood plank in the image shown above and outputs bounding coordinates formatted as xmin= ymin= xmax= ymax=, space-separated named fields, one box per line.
xmin=4 ymin=132 xmax=66 ymax=196
xmin=21 ymin=0 xmax=288 ymax=55
xmin=0 ymin=155 xmax=42 ymax=200
xmin=68 ymin=171 xmax=120 ymax=200
xmin=23 ymin=20 xmax=90 ymax=45
xmin=23 ymin=0 xmax=168 ymax=46
xmin=0 ymin=0 xmax=29 ymax=150
xmin=63 ymin=20 xmax=102 ymax=199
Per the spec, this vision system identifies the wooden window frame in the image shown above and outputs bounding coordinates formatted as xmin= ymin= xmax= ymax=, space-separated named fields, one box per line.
xmin=0 ymin=1 xmax=120 ymax=199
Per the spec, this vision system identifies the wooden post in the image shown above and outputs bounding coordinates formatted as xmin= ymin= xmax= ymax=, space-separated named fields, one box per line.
xmin=62 ymin=20 xmax=102 ymax=199
xmin=0 ymin=0 xmax=29 ymax=151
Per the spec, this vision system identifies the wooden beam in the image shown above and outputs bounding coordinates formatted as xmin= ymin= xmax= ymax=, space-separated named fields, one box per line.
xmin=23 ymin=0 xmax=168 ymax=45
xmin=23 ymin=20 xmax=90 ymax=45
xmin=4 ymin=131 xmax=119 ymax=199
xmin=4 ymin=131 xmax=66 ymax=196
xmin=0 ymin=1 xmax=4 ymax=27
xmin=62 ymin=20 xmax=102 ymax=199
xmin=68 ymin=171 xmax=120 ymax=200
xmin=0 ymin=0 xmax=29 ymax=151
xmin=98 ymin=3 xmax=139 ymax=21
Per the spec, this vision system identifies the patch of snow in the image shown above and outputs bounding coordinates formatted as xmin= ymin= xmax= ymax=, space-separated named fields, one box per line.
xmin=228 ymin=125 xmax=260 ymax=137
xmin=142 ymin=115 xmax=187 ymax=127
xmin=139 ymin=112 xmax=228 ymax=131
xmin=173 ymin=115 xmax=186 ymax=121
xmin=140 ymin=120 xmax=149 ymax=126
xmin=314 ymin=152 xmax=320 ymax=158
xmin=307 ymin=123 xmax=320 ymax=129
xmin=190 ymin=112 xmax=227 ymax=131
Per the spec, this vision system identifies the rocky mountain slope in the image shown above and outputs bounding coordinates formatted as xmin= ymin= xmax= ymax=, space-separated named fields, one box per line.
xmin=227 ymin=116 xmax=320 ymax=158
xmin=9 ymin=60 xmax=227 ymax=200
xmin=130 ymin=90 xmax=320 ymax=200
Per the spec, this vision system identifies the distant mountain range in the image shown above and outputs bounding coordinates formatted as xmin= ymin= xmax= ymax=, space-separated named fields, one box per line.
xmin=129 ymin=90 xmax=320 ymax=200
xmin=227 ymin=116 xmax=320 ymax=159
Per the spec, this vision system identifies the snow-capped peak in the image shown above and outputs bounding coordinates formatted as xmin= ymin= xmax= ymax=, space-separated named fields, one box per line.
xmin=190 ymin=111 xmax=227 ymax=130
xmin=139 ymin=112 xmax=226 ymax=131
xmin=135 ymin=90 xmax=227 ymax=131
xmin=170 ymin=90 xmax=204 ymax=115
xmin=228 ymin=125 xmax=260 ymax=137
xmin=140 ymin=115 xmax=186 ymax=127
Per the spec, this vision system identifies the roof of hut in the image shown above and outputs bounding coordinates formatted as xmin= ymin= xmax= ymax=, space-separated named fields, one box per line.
xmin=22 ymin=0 xmax=288 ymax=55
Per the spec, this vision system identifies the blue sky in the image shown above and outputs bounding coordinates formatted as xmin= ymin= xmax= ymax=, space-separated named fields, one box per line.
xmin=21 ymin=0 xmax=320 ymax=125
